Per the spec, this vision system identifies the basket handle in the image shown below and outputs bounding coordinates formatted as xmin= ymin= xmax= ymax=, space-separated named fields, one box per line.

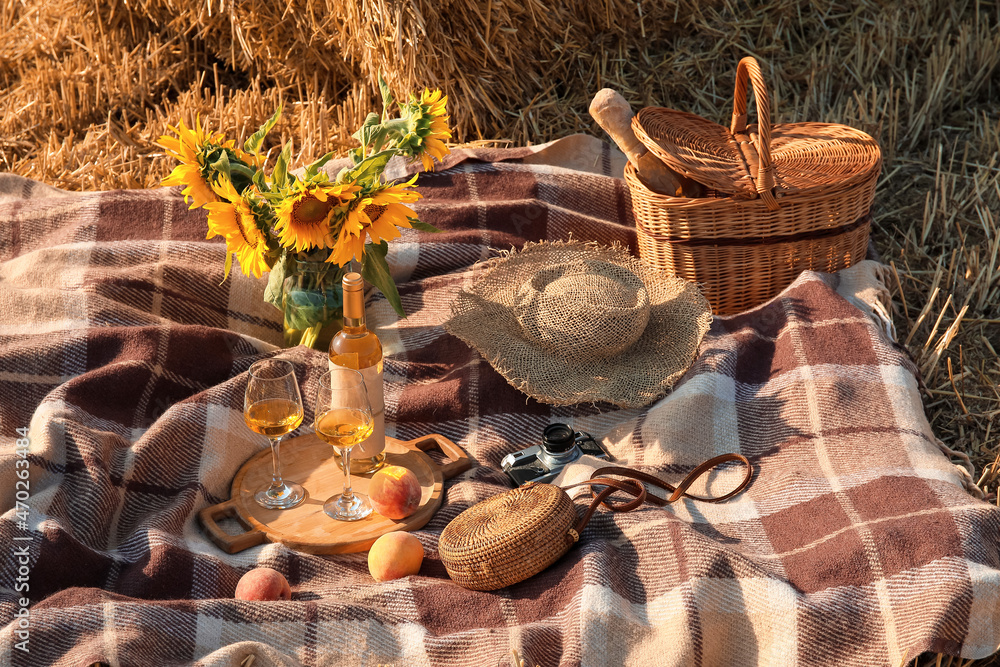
xmin=561 ymin=453 xmax=753 ymax=537
xmin=730 ymin=57 xmax=779 ymax=211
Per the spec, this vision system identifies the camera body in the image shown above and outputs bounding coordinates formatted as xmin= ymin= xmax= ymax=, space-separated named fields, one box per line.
xmin=501 ymin=423 xmax=611 ymax=487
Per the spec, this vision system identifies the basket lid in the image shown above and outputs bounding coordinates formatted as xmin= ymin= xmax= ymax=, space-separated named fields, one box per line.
xmin=633 ymin=111 xmax=881 ymax=199
xmin=631 ymin=57 xmax=881 ymax=204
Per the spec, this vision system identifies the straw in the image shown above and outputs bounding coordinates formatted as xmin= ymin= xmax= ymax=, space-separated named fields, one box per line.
xmin=2 ymin=2 xmax=999 ymax=660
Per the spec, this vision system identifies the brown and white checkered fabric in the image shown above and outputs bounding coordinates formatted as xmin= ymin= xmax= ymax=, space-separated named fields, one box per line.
xmin=0 ymin=136 xmax=997 ymax=666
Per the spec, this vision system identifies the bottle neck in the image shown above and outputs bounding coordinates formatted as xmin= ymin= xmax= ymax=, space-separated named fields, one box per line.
xmin=342 ymin=284 xmax=367 ymax=333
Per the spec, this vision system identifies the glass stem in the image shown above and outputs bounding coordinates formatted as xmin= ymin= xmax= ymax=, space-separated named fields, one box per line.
xmin=341 ymin=446 xmax=355 ymax=501
xmin=268 ymin=436 xmax=285 ymax=495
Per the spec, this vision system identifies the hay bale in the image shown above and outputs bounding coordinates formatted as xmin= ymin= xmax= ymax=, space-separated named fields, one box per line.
xmin=5 ymin=0 xmax=999 ymax=189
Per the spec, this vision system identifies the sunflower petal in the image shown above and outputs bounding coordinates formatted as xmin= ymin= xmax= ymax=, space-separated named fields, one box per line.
xmin=222 ymin=251 xmax=234 ymax=283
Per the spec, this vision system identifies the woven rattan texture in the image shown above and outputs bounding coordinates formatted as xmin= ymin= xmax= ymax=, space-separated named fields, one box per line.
xmin=634 ymin=208 xmax=872 ymax=314
xmin=634 ymin=115 xmax=882 ymax=200
xmin=439 ymin=483 xmax=578 ymax=591
xmin=631 ymin=57 xmax=881 ymax=201
xmin=624 ymin=56 xmax=881 ymax=315
xmin=626 ymin=162 xmax=879 ymax=241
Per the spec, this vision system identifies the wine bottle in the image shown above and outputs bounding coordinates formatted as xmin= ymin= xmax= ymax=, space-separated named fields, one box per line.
xmin=328 ymin=272 xmax=386 ymax=474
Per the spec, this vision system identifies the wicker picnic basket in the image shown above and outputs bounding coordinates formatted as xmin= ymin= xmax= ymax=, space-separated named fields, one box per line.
xmin=627 ymin=56 xmax=881 ymax=314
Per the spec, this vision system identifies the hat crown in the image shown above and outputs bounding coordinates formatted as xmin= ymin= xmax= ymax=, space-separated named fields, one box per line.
xmin=513 ymin=259 xmax=650 ymax=360
xmin=444 ymin=240 xmax=712 ymax=408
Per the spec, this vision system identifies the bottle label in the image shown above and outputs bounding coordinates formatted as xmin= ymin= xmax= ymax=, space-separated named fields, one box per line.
xmin=329 ymin=358 xmax=385 ymax=459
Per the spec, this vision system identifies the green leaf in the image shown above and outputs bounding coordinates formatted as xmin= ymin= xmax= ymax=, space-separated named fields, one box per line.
xmin=302 ymin=151 xmax=336 ymax=181
xmin=252 ymin=168 xmax=269 ymax=192
xmin=366 ymin=126 xmax=390 ymax=154
xmin=408 ymin=218 xmax=442 ymax=233
xmin=283 ymin=289 xmax=328 ymax=330
xmin=244 ymin=106 xmax=282 ymax=156
xmin=263 ymin=244 xmax=283 ymax=270
xmin=209 ymin=150 xmax=232 ymax=183
xmin=346 ymin=150 xmax=394 ymax=185
xmin=361 ymin=241 xmax=405 ymax=318
xmin=272 ymin=140 xmax=293 ymax=190
xmin=352 ymin=112 xmax=381 ymax=145
xmin=334 ymin=166 xmax=352 ymax=184
xmin=378 ymin=73 xmax=394 ymax=120
xmin=264 ymin=252 xmax=287 ymax=311
xmin=258 ymin=190 xmax=285 ymax=206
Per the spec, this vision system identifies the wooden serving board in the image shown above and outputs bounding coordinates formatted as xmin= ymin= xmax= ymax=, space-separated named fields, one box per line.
xmin=198 ymin=433 xmax=471 ymax=555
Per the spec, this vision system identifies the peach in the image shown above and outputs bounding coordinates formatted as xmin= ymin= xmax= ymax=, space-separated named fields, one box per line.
xmin=234 ymin=567 xmax=291 ymax=601
xmin=368 ymin=465 xmax=421 ymax=520
xmin=368 ymin=531 xmax=424 ymax=582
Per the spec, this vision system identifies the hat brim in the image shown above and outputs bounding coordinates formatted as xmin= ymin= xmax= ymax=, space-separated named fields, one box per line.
xmin=444 ymin=241 xmax=712 ymax=408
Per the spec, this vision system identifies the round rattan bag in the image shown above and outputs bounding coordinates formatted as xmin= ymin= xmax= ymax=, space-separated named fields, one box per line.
xmin=438 ymin=456 xmax=752 ymax=591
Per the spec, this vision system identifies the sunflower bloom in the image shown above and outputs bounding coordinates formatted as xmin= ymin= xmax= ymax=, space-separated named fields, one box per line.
xmin=204 ymin=176 xmax=270 ymax=278
xmin=328 ymin=213 xmax=367 ymax=267
xmin=161 ymin=161 xmax=217 ymax=210
xmin=157 ymin=118 xmax=234 ymax=209
xmin=274 ymin=181 xmax=359 ymax=253
xmin=393 ymin=89 xmax=452 ymax=171
xmin=328 ymin=178 xmax=421 ymax=265
xmin=416 ymin=89 xmax=452 ymax=171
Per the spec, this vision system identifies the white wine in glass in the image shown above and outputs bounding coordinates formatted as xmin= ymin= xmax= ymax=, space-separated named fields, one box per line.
xmin=245 ymin=399 xmax=305 ymax=438
xmin=244 ymin=359 xmax=306 ymax=510
xmin=316 ymin=409 xmax=373 ymax=450
xmin=315 ymin=369 xmax=374 ymax=521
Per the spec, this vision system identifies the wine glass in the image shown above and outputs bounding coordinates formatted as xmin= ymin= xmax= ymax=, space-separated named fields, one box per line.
xmin=244 ymin=359 xmax=306 ymax=509
xmin=315 ymin=368 xmax=374 ymax=521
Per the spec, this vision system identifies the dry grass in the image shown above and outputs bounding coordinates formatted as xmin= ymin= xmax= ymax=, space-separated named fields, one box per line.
xmin=1 ymin=0 xmax=998 ymax=664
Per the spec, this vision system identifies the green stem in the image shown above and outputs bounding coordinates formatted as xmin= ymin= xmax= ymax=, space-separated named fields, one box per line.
xmin=230 ymin=163 xmax=256 ymax=179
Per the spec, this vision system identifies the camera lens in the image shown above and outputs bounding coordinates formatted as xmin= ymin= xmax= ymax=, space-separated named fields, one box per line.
xmin=542 ymin=423 xmax=575 ymax=454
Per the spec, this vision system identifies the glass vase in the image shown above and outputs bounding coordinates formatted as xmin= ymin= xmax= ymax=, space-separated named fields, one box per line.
xmin=281 ymin=259 xmax=346 ymax=351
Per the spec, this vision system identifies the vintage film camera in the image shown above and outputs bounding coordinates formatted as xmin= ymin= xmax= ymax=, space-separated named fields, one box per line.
xmin=501 ymin=423 xmax=611 ymax=487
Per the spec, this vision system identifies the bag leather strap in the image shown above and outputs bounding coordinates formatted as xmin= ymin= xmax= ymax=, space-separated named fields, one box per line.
xmin=560 ymin=453 xmax=753 ymax=536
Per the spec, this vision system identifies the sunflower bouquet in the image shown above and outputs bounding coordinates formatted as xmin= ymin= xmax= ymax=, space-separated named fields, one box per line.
xmin=157 ymin=78 xmax=450 ymax=348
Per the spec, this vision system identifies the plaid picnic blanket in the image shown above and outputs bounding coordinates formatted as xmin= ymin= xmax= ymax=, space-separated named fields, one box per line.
xmin=1 ymin=135 xmax=998 ymax=667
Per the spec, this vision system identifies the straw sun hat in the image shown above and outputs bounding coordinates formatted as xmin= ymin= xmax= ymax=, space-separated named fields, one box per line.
xmin=444 ymin=240 xmax=712 ymax=408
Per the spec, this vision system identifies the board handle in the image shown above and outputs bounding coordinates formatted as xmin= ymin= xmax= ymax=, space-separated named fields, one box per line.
xmin=407 ymin=434 xmax=472 ymax=479
xmin=198 ymin=498 xmax=267 ymax=554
